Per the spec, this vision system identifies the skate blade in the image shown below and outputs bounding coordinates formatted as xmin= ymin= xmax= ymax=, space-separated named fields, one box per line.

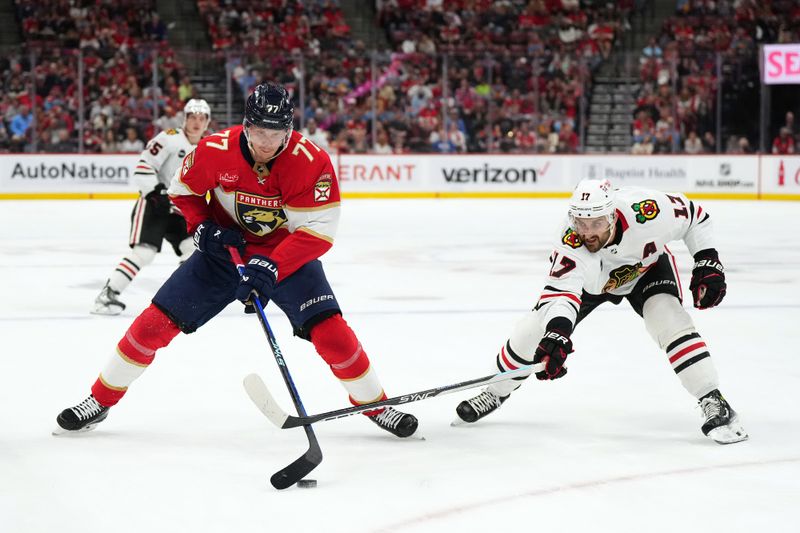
xmin=707 ymin=420 xmax=749 ymax=445
xmin=450 ymin=417 xmax=471 ymax=427
xmin=51 ymin=423 xmax=100 ymax=436
xmin=90 ymin=305 xmax=123 ymax=316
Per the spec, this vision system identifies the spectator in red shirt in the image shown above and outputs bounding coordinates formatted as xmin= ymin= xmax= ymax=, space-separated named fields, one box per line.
xmin=772 ymin=127 xmax=796 ymax=154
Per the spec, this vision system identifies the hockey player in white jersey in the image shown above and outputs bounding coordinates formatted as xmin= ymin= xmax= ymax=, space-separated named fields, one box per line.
xmin=92 ymin=99 xmax=211 ymax=315
xmin=455 ymin=178 xmax=747 ymax=444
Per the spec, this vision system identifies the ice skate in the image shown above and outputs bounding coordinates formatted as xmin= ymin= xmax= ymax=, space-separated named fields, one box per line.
xmin=367 ymin=407 xmax=418 ymax=438
xmin=453 ymin=389 xmax=508 ymax=425
xmin=699 ymin=389 xmax=748 ymax=444
xmin=91 ymin=282 xmax=126 ymax=315
xmin=53 ymin=395 xmax=110 ymax=435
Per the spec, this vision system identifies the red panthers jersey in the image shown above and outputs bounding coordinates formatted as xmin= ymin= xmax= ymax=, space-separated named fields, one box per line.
xmin=168 ymin=125 xmax=340 ymax=280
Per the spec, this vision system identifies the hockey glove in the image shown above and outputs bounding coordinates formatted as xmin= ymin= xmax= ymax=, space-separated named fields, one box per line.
xmin=533 ymin=330 xmax=572 ymax=380
xmin=235 ymin=255 xmax=278 ymax=304
xmin=689 ymin=248 xmax=726 ymax=309
xmin=192 ymin=220 xmax=245 ymax=261
xmin=145 ymin=183 xmax=171 ymax=216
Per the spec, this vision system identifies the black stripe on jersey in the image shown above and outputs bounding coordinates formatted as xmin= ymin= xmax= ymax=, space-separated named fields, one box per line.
xmin=115 ymin=268 xmax=134 ymax=281
xmin=666 ymin=332 xmax=701 ymax=353
xmin=505 ymin=341 xmax=530 ymax=366
xmin=689 ymin=201 xmax=696 ymax=223
xmin=123 ymin=258 xmax=141 ymax=271
xmin=699 ymin=213 xmax=710 ymax=223
xmin=674 ymin=352 xmax=710 ymax=374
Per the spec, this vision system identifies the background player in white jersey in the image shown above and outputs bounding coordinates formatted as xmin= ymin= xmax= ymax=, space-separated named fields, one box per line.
xmin=455 ymin=178 xmax=747 ymax=444
xmin=92 ymin=99 xmax=211 ymax=315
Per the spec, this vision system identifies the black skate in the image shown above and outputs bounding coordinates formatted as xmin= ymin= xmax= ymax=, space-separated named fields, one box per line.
xmin=54 ymin=395 xmax=110 ymax=434
xmin=454 ymin=390 xmax=508 ymax=424
xmin=91 ymin=282 xmax=126 ymax=316
xmin=699 ymin=389 xmax=748 ymax=444
xmin=367 ymin=407 xmax=418 ymax=438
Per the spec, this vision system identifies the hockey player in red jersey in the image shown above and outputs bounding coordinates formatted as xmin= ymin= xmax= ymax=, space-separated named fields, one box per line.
xmin=56 ymin=82 xmax=418 ymax=438
xmin=455 ymin=179 xmax=747 ymax=444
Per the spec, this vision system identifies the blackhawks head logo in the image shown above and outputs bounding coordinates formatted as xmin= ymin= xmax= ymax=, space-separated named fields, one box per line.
xmin=631 ymin=199 xmax=659 ymax=224
xmin=562 ymin=228 xmax=583 ymax=249
xmin=236 ymin=192 xmax=287 ymax=236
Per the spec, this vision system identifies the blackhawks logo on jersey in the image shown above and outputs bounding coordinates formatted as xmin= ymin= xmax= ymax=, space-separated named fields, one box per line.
xmin=236 ymin=192 xmax=287 ymax=236
xmin=631 ymin=199 xmax=659 ymax=223
xmin=602 ymin=262 xmax=647 ymax=292
xmin=562 ymin=228 xmax=583 ymax=248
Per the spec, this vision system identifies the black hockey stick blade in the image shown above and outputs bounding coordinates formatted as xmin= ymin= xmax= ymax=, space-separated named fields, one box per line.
xmin=269 ymin=425 xmax=323 ymax=489
xmin=244 ymin=364 xmax=544 ymax=430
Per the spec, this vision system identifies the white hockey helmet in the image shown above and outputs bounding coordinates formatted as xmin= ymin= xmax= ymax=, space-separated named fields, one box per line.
xmin=184 ymin=98 xmax=211 ymax=120
xmin=568 ymin=179 xmax=616 ymax=227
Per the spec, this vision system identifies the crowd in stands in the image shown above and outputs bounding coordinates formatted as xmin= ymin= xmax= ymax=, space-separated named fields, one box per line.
xmin=2 ymin=0 xmax=199 ymax=153
xmin=2 ymin=0 xmax=798 ymax=155
xmin=631 ymin=0 xmax=800 ymax=154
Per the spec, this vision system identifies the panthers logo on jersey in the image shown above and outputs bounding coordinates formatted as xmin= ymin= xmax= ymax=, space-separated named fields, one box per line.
xmin=236 ymin=192 xmax=287 ymax=236
xmin=631 ymin=199 xmax=659 ymax=224
xmin=562 ymin=228 xmax=583 ymax=249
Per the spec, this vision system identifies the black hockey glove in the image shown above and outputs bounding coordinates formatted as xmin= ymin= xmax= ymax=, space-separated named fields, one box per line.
xmin=145 ymin=183 xmax=171 ymax=216
xmin=689 ymin=248 xmax=726 ymax=309
xmin=192 ymin=220 xmax=245 ymax=261
xmin=533 ymin=330 xmax=572 ymax=380
xmin=236 ymin=255 xmax=278 ymax=304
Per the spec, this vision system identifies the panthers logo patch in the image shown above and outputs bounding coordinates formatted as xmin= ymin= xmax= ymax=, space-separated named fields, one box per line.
xmin=236 ymin=192 xmax=287 ymax=237
xmin=602 ymin=262 xmax=647 ymax=292
xmin=562 ymin=228 xmax=583 ymax=249
xmin=631 ymin=199 xmax=659 ymax=224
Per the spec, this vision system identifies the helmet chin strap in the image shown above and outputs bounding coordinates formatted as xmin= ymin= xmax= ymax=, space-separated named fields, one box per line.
xmin=600 ymin=215 xmax=617 ymax=248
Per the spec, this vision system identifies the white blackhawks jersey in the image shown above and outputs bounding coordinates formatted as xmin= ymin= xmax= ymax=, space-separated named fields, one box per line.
xmin=537 ymin=187 xmax=716 ymax=328
xmin=134 ymin=128 xmax=198 ymax=194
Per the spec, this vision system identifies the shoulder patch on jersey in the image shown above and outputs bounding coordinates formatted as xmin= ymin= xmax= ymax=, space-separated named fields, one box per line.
xmin=314 ymin=173 xmax=333 ymax=202
xmin=631 ymin=199 xmax=660 ymax=223
xmin=166 ymin=129 xmax=178 ymax=135
xmin=562 ymin=228 xmax=583 ymax=248
xmin=181 ymin=151 xmax=195 ymax=176
xmin=236 ymin=191 xmax=287 ymax=236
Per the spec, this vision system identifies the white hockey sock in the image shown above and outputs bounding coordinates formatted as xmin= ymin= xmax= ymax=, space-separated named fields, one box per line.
xmin=666 ymin=332 xmax=719 ymax=398
xmin=488 ymin=340 xmax=534 ymax=398
xmin=340 ymin=365 xmax=386 ymax=405
xmin=107 ymin=245 xmax=157 ymax=293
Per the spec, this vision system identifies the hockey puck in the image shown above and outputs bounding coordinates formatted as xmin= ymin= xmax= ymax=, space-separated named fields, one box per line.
xmin=296 ymin=479 xmax=317 ymax=489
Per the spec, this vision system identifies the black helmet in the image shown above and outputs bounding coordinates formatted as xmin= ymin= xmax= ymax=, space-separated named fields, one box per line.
xmin=244 ymin=83 xmax=294 ymax=130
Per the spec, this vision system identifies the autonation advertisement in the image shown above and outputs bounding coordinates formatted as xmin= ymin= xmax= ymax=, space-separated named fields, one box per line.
xmin=0 ymin=154 xmax=138 ymax=194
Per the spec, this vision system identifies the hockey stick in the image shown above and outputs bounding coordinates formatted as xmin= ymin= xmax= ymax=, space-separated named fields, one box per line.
xmin=243 ymin=363 xmax=544 ymax=430
xmin=228 ymin=247 xmax=321 ymax=490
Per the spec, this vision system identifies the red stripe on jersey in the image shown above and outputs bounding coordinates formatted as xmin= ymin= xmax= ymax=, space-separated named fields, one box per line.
xmin=668 ymin=341 xmax=706 ymax=363
xmin=500 ymin=346 xmax=519 ymax=370
xmin=538 ymin=292 xmax=582 ymax=306
xmin=616 ymin=209 xmax=629 ymax=232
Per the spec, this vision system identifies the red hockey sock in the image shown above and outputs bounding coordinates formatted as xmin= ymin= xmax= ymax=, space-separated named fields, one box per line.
xmin=91 ymin=304 xmax=180 ymax=406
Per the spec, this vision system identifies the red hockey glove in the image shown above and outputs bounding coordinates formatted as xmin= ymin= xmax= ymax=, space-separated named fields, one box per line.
xmin=533 ymin=330 xmax=572 ymax=380
xmin=689 ymin=248 xmax=726 ymax=309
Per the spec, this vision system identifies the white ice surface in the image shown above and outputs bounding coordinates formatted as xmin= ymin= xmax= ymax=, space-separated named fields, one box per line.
xmin=1 ymin=198 xmax=799 ymax=533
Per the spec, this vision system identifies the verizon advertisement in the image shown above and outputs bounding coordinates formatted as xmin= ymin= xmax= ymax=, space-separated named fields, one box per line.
xmin=0 ymin=154 xmax=138 ymax=193
xmin=336 ymin=154 xmax=568 ymax=193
